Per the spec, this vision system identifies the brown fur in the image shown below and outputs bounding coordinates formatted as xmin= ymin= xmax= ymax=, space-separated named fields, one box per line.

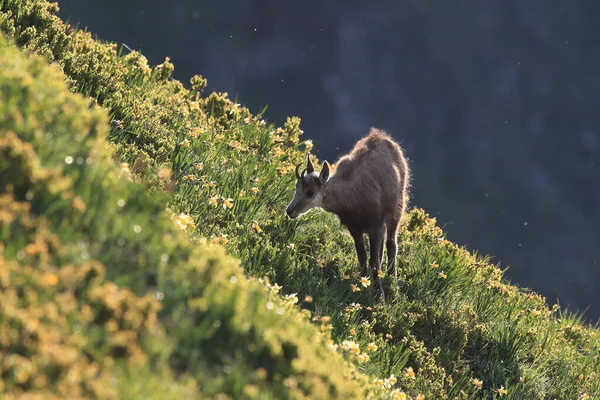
xmin=286 ymin=127 xmax=410 ymax=301
xmin=323 ymin=128 xmax=409 ymax=229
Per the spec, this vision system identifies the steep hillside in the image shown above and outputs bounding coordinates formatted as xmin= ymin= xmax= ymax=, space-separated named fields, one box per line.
xmin=0 ymin=35 xmax=382 ymax=400
xmin=1 ymin=1 xmax=599 ymax=399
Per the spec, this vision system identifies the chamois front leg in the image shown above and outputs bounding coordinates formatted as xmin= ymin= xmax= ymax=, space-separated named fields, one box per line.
xmin=350 ymin=229 xmax=368 ymax=277
xmin=368 ymin=225 xmax=386 ymax=301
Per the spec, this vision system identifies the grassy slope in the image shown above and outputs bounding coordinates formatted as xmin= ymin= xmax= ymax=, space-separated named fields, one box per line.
xmin=1 ymin=1 xmax=599 ymax=399
xmin=0 ymin=32 xmax=378 ymax=400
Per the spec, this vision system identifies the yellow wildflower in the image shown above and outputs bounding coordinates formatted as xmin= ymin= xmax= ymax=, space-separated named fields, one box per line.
xmin=439 ymin=271 xmax=447 ymax=279
xmin=388 ymin=374 xmax=397 ymax=385
xmin=405 ymin=367 xmax=415 ymax=379
xmin=377 ymin=269 xmax=385 ymax=278
xmin=277 ymin=165 xmax=293 ymax=175
xmin=213 ymin=234 xmax=229 ymax=245
xmin=374 ymin=379 xmax=385 ymax=386
xmin=228 ymin=140 xmax=246 ymax=151
xmin=304 ymin=295 xmax=313 ymax=303
xmin=386 ymin=333 xmax=393 ymax=339
xmin=180 ymin=139 xmax=190 ymax=148
xmin=188 ymin=101 xmax=200 ymax=111
xmin=391 ymin=391 xmax=407 ymax=400
xmin=341 ymin=340 xmax=360 ymax=354
xmin=340 ymin=340 xmax=352 ymax=350
xmin=44 ymin=274 xmax=58 ymax=287
xmin=270 ymin=283 xmax=281 ymax=293
xmin=271 ymin=147 xmax=286 ymax=157
xmin=194 ymin=162 xmax=204 ymax=170
xmin=581 ymin=394 xmax=590 ymax=400
xmin=578 ymin=374 xmax=584 ymax=380
xmin=72 ymin=196 xmax=86 ymax=212
xmin=250 ymin=186 xmax=260 ymax=194
xmin=496 ymin=385 xmax=507 ymax=395
xmin=284 ymin=293 xmax=298 ymax=304
xmin=351 ymin=284 xmax=361 ymax=292
xmin=175 ymin=213 xmax=195 ymax=230
xmin=137 ymin=55 xmax=152 ymax=74
xmin=209 ymin=196 xmax=219 ymax=206
xmin=229 ymin=103 xmax=241 ymax=115
xmin=360 ymin=277 xmax=371 ymax=288
xmin=472 ymin=378 xmax=483 ymax=389
xmin=255 ymin=368 xmax=267 ymax=379
xmin=187 ymin=127 xmax=203 ymax=138
xmin=15 ymin=368 xmax=29 ymax=384
xmin=430 ymin=263 xmax=439 ymax=269
xmin=487 ymin=279 xmax=500 ymax=289
xmin=356 ymin=353 xmax=370 ymax=363
xmin=239 ymin=189 xmax=246 ymax=196
xmin=367 ymin=342 xmax=378 ymax=351
xmin=158 ymin=167 xmax=172 ymax=179
xmin=203 ymin=181 xmax=216 ymax=188
xmin=222 ymin=197 xmax=234 ymax=209
xmin=252 ymin=221 xmax=263 ymax=233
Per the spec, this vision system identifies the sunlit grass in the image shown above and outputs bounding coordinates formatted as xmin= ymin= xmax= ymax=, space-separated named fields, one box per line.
xmin=1 ymin=0 xmax=599 ymax=399
xmin=0 ymin=32 xmax=380 ymax=400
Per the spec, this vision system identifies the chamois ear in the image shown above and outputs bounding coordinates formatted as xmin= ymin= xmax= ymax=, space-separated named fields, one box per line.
xmin=319 ymin=161 xmax=330 ymax=184
xmin=306 ymin=153 xmax=315 ymax=174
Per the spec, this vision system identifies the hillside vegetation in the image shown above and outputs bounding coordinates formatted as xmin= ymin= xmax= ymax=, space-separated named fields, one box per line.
xmin=0 ymin=24 xmax=376 ymax=400
xmin=1 ymin=1 xmax=599 ymax=399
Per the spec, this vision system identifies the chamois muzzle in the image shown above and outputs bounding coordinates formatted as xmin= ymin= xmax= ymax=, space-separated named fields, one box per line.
xmin=285 ymin=205 xmax=298 ymax=218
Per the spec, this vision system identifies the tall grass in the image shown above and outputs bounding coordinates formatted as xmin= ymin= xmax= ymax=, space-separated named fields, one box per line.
xmin=1 ymin=1 xmax=598 ymax=399
xmin=0 ymin=34 xmax=383 ymax=399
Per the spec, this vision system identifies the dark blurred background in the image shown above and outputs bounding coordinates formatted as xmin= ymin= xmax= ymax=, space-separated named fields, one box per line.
xmin=57 ymin=0 xmax=599 ymax=322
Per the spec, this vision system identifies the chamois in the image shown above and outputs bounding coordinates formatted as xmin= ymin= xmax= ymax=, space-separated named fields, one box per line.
xmin=286 ymin=128 xmax=410 ymax=301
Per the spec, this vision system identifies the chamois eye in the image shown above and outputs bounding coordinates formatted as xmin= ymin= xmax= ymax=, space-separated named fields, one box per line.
xmin=307 ymin=190 xmax=315 ymax=197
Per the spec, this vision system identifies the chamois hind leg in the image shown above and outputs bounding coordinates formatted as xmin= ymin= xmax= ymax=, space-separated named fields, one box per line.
xmin=349 ymin=229 xmax=368 ymax=277
xmin=368 ymin=225 xmax=386 ymax=301
xmin=386 ymin=217 xmax=400 ymax=280
xmin=379 ymin=223 xmax=386 ymax=263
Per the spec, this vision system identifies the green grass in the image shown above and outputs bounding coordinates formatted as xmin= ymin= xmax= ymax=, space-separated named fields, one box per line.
xmin=1 ymin=1 xmax=599 ymax=399
xmin=0 ymin=33 xmax=378 ymax=400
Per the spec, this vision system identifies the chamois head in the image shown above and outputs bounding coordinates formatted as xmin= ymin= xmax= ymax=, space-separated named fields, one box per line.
xmin=286 ymin=153 xmax=330 ymax=219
